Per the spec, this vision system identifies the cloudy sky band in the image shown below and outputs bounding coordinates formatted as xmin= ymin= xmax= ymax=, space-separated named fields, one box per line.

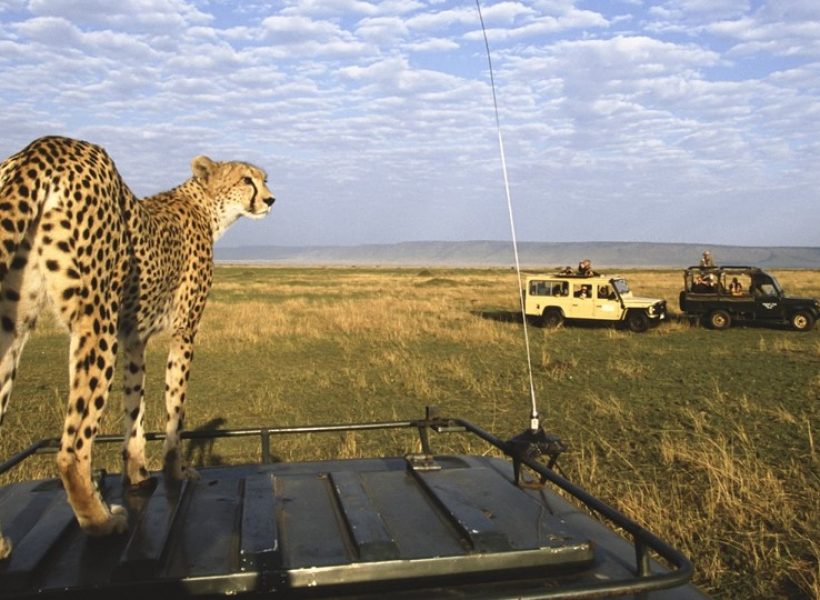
xmin=1 ymin=0 xmax=818 ymax=248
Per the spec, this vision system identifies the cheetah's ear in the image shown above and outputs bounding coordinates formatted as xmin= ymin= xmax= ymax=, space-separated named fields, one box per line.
xmin=191 ymin=156 xmax=217 ymax=181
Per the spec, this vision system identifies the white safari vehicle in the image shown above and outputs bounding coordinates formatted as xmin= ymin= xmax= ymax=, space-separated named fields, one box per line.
xmin=524 ymin=272 xmax=667 ymax=332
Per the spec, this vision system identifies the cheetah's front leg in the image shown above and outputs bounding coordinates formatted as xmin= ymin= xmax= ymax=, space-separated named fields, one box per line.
xmin=162 ymin=332 xmax=199 ymax=481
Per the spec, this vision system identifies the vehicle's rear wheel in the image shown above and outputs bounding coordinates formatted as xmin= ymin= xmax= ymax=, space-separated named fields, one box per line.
xmin=708 ymin=309 xmax=731 ymax=330
xmin=790 ymin=311 xmax=815 ymax=332
xmin=626 ymin=310 xmax=649 ymax=333
xmin=541 ymin=308 xmax=564 ymax=328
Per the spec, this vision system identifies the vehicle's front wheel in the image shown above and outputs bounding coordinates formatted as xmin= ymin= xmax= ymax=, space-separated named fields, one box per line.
xmin=790 ymin=311 xmax=815 ymax=332
xmin=626 ymin=310 xmax=649 ymax=333
xmin=708 ymin=309 xmax=731 ymax=330
xmin=541 ymin=308 xmax=564 ymax=328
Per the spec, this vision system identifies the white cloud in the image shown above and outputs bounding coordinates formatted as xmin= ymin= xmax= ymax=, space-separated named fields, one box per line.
xmin=759 ymin=0 xmax=820 ymax=20
xmin=0 ymin=0 xmax=26 ymax=11
xmin=406 ymin=6 xmax=476 ymax=31
xmin=354 ymin=16 xmax=408 ymax=43
xmin=647 ymin=0 xmax=820 ymax=59
xmin=27 ymin=0 xmax=212 ymax=31
xmin=404 ymin=37 xmax=459 ymax=52
xmin=466 ymin=10 xmax=609 ymax=42
xmin=478 ymin=1 xmax=536 ymax=24
xmin=0 ymin=39 xmax=27 ymax=61
xmin=647 ymin=0 xmax=750 ymax=24
xmin=709 ymin=15 xmax=820 ymax=57
xmin=280 ymin=0 xmax=424 ymax=18
xmin=14 ymin=16 xmax=83 ymax=46
xmin=261 ymin=14 xmax=347 ymax=41
xmin=280 ymin=0 xmax=377 ymax=17
xmin=503 ymin=36 xmax=720 ymax=93
xmin=339 ymin=55 xmax=472 ymax=97
xmin=258 ymin=14 xmax=371 ymax=56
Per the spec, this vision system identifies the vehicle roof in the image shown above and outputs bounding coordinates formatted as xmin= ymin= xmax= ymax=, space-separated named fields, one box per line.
xmin=525 ymin=273 xmax=620 ymax=281
xmin=0 ymin=419 xmax=706 ymax=600
xmin=684 ymin=265 xmax=764 ymax=273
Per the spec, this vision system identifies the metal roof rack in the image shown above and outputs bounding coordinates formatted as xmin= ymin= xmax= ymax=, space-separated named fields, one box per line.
xmin=0 ymin=407 xmax=700 ymax=599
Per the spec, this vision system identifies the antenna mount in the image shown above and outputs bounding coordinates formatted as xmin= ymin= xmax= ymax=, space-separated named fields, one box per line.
xmin=505 ymin=426 xmax=566 ymax=489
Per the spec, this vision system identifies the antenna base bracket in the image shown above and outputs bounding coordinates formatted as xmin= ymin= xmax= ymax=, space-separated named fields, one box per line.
xmin=505 ymin=427 xmax=566 ymax=489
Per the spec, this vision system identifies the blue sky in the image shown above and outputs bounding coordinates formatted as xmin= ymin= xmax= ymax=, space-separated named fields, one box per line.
xmin=1 ymin=0 xmax=818 ymax=248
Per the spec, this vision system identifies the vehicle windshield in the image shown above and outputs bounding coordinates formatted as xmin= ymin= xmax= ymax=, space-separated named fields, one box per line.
xmin=753 ymin=273 xmax=783 ymax=297
xmin=768 ymin=274 xmax=784 ymax=295
xmin=612 ymin=278 xmax=630 ymax=295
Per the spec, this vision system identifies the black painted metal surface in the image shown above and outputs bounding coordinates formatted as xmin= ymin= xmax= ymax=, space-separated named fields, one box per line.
xmin=0 ymin=418 xmax=709 ymax=599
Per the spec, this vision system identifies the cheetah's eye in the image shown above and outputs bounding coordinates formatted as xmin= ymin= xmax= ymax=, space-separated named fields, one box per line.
xmin=243 ymin=176 xmax=253 ymax=185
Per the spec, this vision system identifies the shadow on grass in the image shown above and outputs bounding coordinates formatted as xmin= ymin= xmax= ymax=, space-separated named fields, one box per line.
xmin=473 ymin=309 xmax=678 ymax=333
xmin=473 ymin=309 xmax=614 ymax=329
xmin=472 ymin=309 xmax=524 ymax=324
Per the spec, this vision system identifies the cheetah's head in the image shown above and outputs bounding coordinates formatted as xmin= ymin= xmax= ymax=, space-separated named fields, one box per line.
xmin=191 ymin=156 xmax=275 ymax=234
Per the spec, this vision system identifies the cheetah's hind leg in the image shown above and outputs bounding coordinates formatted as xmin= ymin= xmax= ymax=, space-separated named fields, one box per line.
xmin=56 ymin=324 xmax=127 ymax=537
xmin=0 ymin=236 xmax=47 ymax=559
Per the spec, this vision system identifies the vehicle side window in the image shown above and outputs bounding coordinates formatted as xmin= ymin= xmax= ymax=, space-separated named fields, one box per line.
xmin=756 ymin=283 xmax=777 ymax=296
xmin=598 ymin=285 xmax=614 ymax=300
xmin=689 ymin=273 xmax=717 ymax=293
xmin=726 ymin=275 xmax=750 ymax=296
xmin=574 ymin=284 xmax=592 ymax=299
xmin=529 ymin=280 xmax=567 ymax=296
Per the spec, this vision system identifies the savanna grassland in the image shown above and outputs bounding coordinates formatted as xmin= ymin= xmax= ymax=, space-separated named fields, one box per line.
xmin=1 ymin=266 xmax=818 ymax=599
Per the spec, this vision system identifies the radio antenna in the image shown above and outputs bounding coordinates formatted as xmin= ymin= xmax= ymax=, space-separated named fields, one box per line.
xmin=475 ymin=0 xmax=540 ymax=432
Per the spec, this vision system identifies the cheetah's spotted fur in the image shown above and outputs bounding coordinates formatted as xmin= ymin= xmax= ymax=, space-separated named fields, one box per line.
xmin=0 ymin=136 xmax=275 ymax=558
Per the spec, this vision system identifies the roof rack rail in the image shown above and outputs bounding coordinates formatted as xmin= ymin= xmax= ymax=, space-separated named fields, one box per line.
xmin=0 ymin=407 xmax=700 ymax=599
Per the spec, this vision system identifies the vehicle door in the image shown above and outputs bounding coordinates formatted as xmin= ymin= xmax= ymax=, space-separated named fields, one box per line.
xmin=751 ymin=274 xmax=785 ymax=320
xmin=592 ymin=283 xmax=621 ymax=321
xmin=568 ymin=282 xmax=594 ymax=319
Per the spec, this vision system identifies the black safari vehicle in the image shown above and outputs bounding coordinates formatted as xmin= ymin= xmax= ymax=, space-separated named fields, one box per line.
xmin=679 ymin=265 xmax=819 ymax=331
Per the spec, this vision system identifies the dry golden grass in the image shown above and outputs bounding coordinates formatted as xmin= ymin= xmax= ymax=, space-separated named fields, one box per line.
xmin=0 ymin=265 xmax=818 ymax=599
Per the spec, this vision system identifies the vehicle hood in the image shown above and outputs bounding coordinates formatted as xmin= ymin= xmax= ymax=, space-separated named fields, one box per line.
xmin=782 ymin=296 xmax=820 ymax=311
xmin=621 ymin=296 xmax=666 ymax=308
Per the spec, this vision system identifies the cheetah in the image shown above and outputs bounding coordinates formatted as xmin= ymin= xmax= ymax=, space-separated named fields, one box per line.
xmin=0 ymin=136 xmax=275 ymax=559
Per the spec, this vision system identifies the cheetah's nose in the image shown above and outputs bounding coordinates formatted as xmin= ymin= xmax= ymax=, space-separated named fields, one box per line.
xmin=263 ymin=196 xmax=275 ymax=207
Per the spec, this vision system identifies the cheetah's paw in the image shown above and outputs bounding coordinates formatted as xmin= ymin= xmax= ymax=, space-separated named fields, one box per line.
xmin=181 ymin=465 xmax=200 ymax=481
xmin=125 ymin=475 xmax=158 ymax=495
xmin=83 ymin=504 xmax=128 ymax=537
xmin=164 ymin=461 xmax=200 ymax=482
xmin=0 ymin=534 xmax=11 ymax=560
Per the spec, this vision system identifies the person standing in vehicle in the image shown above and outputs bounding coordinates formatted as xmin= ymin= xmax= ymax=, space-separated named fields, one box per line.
xmin=700 ymin=250 xmax=715 ymax=268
